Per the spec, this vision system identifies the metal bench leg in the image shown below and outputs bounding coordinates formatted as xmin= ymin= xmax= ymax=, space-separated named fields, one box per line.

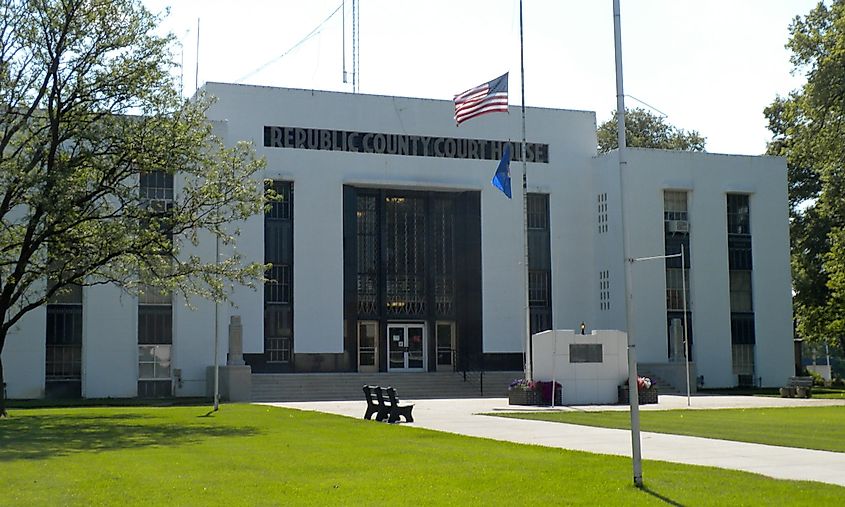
xmin=401 ymin=406 xmax=413 ymax=423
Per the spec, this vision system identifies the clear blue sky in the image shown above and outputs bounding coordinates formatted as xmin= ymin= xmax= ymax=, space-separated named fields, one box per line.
xmin=144 ymin=0 xmax=820 ymax=156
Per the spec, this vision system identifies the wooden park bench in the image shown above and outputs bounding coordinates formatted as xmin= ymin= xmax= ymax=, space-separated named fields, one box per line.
xmin=780 ymin=376 xmax=813 ymax=398
xmin=362 ymin=385 xmax=414 ymax=423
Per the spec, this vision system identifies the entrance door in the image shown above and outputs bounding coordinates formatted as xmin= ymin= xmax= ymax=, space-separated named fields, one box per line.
xmin=358 ymin=321 xmax=378 ymax=373
xmin=387 ymin=323 xmax=426 ymax=371
xmin=436 ymin=321 xmax=456 ymax=371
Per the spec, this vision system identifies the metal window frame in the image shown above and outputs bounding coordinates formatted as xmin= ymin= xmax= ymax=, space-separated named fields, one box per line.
xmin=138 ymin=344 xmax=172 ymax=380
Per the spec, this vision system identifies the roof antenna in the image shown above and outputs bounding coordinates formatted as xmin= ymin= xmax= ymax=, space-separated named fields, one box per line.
xmin=194 ymin=18 xmax=200 ymax=93
xmin=342 ymin=1 xmax=347 ymax=83
xmin=352 ymin=0 xmax=359 ymax=92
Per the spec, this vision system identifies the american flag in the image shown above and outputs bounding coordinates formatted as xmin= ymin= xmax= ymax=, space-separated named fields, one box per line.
xmin=454 ymin=73 xmax=509 ymax=126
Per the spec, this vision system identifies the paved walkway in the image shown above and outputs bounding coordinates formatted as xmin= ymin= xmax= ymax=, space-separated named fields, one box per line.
xmin=263 ymin=395 xmax=845 ymax=487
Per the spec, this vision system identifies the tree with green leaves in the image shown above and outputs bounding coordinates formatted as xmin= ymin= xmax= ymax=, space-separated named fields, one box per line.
xmin=596 ymin=107 xmax=706 ymax=153
xmin=766 ymin=0 xmax=845 ymax=359
xmin=0 ymin=0 xmax=267 ymax=417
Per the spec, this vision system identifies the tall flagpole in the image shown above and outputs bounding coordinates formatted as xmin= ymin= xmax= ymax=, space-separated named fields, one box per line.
xmin=519 ymin=0 xmax=532 ymax=381
xmin=613 ymin=0 xmax=644 ymax=488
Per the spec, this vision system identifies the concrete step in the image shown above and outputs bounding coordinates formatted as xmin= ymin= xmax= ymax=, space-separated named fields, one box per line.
xmin=251 ymin=371 xmax=523 ymax=402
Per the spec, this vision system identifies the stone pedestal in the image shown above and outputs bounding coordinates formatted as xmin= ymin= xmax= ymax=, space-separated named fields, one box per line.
xmin=227 ymin=315 xmax=245 ymax=366
xmin=207 ymin=365 xmax=252 ymax=402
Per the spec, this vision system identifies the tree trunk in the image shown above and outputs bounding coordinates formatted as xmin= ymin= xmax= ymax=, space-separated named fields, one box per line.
xmin=0 ymin=351 xmax=7 ymax=418
xmin=0 ymin=327 xmax=7 ymax=417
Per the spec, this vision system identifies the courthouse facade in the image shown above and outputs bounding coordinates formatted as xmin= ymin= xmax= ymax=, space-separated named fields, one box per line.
xmin=2 ymin=83 xmax=794 ymax=398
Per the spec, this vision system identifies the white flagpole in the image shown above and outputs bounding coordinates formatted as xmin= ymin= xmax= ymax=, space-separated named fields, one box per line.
xmin=518 ymin=0 xmax=532 ymax=381
xmin=682 ymin=244 xmax=691 ymax=406
xmin=613 ymin=0 xmax=644 ymax=488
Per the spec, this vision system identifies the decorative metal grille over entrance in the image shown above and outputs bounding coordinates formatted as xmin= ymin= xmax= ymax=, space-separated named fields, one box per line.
xmin=386 ymin=196 xmax=426 ymax=316
xmin=356 ymin=195 xmax=379 ymax=316
xmin=433 ymin=198 xmax=455 ymax=317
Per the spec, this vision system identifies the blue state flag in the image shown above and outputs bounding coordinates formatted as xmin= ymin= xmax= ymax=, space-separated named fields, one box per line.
xmin=491 ymin=143 xmax=512 ymax=198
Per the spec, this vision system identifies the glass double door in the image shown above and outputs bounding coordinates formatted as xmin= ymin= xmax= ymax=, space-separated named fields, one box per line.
xmin=388 ymin=323 xmax=425 ymax=371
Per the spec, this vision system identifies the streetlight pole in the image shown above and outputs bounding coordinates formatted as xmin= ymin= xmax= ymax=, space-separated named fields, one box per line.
xmin=631 ymin=249 xmax=692 ymax=407
xmin=681 ymin=245 xmax=691 ymax=406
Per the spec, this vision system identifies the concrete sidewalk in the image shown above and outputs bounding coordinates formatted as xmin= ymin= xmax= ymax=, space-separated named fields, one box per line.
xmin=263 ymin=395 xmax=845 ymax=487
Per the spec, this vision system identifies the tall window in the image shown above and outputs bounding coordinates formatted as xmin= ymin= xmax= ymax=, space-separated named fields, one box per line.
xmin=663 ymin=190 xmax=692 ymax=361
xmin=265 ymin=181 xmax=293 ymax=364
xmin=528 ymin=194 xmax=552 ymax=334
xmin=138 ymin=170 xmax=174 ymax=397
xmin=45 ymin=283 xmax=83 ymax=398
xmin=138 ymin=287 xmax=172 ymax=397
xmin=727 ymin=194 xmax=754 ymax=382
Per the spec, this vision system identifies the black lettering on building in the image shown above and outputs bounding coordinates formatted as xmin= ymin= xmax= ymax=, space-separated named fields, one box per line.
xmin=263 ymin=126 xmax=549 ymax=163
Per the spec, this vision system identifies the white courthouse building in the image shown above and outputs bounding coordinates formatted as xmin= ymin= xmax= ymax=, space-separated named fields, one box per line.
xmin=2 ymin=83 xmax=794 ymax=399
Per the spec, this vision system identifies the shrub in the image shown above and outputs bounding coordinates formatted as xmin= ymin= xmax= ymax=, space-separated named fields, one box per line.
xmin=808 ymin=370 xmax=826 ymax=386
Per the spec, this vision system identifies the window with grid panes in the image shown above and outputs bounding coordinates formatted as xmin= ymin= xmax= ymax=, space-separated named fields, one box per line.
xmin=729 ymin=271 xmax=753 ymax=312
xmin=45 ymin=280 xmax=82 ymax=381
xmin=138 ymin=286 xmax=172 ymax=396
xmin=663 ymin=191 xmax=688 ymax=221
xmin=265 ymin=181 xmax=293 ymax=363
xmin=45 ymin=303 xmax=82 ymax=380
xmin=727 ymin=194 xmax=750 ymax=235
xmin=138 ymin=170 xmax=174 ymax=395
xmin=527 ymin=194 xmax=552 ymax=334
xmin=139 ymin=171 xmax=174 ymax=201
xmin=665 ymin=268 xmax=690 ymax=311
xmin=727 ymin=193 xmax=755 ymax=381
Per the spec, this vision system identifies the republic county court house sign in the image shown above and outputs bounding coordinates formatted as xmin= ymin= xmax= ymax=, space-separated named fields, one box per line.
xmin=263 ymin=125 xmax=550 ymax=163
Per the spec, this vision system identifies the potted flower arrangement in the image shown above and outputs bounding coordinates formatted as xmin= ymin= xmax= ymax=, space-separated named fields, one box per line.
xmin=618 ymin=376 xmax=658 ymax=405
xmin=508 ymin=378 xmax=542 ymax=406
xmin=536 ymin=380 xmax=563 ymax=406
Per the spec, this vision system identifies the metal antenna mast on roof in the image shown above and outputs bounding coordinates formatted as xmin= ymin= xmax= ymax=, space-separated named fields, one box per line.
xmin=194 ymin=18 xmax=200 ymax=93
xmin=352 ymin=0 xmax=359 ymax=92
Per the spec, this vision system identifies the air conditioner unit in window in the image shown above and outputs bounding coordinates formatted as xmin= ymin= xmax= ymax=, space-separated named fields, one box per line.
xmin=666 ymin=220 xmax=690 ymax=233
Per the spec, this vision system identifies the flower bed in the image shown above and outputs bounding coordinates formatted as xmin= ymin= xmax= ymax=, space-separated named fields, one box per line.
xmin=617 ymin=377 xmax=658 ymax=405
xmin=508 ymin=386 xmax=544 ymax=406
xmin=508 ymin=379 xmax=562 ymax=406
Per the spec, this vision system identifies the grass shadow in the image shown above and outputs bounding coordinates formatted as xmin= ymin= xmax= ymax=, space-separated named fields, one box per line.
xmin=641 ymin=486 xmax=685 ymax=506
xmin=0 ymin=411 xmax=260 ymax=461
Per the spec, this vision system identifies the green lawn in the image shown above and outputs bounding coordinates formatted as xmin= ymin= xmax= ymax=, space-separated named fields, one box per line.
xmin=698 ymin=386 xmax=845 ymax=399
xmin=492 ymin=406 xmax=845 ymax=452
xmin=812 ymin=387 xmax=845 ymax=399
xmin=0 ymin=405 xmax=843 ymax=505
